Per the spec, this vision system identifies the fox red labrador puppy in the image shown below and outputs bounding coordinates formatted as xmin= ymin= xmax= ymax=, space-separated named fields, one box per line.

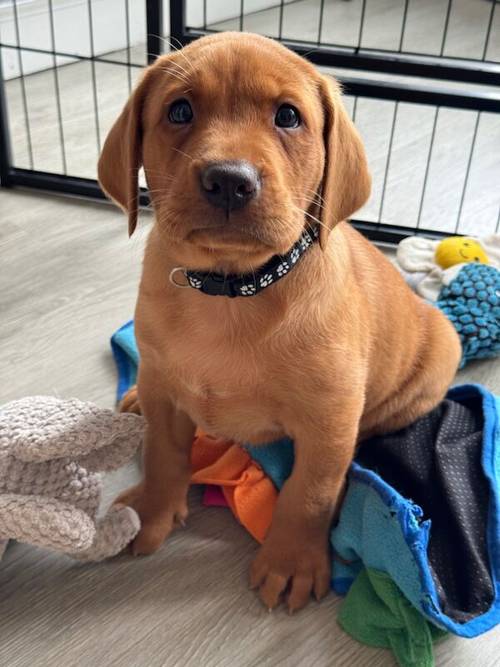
xmin=98 ymin=32 xmax=461 ymax=612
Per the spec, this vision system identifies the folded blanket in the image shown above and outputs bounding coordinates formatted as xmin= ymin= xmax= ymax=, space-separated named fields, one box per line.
xmin=190 ymin=433 xmax=277 ymax=543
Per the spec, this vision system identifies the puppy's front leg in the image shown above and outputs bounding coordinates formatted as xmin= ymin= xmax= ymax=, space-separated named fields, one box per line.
xmin=250 ymin=399 xmax=362 ymax=612
xmin=115 ymin=366 xmax=195 ymax=555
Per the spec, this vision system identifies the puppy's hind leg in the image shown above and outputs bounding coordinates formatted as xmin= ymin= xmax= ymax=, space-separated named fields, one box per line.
xmin=361 ymin=306 xmax=461 ymax=439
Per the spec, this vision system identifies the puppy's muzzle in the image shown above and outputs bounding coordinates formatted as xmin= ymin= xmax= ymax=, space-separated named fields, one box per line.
xmin=200 ymin=160 xmax=261 ymax=212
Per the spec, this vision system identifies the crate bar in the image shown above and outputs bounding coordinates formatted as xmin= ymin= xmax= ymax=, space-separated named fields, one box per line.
xmin=169 ymin=0 xmax=185 ymax=49
xmin=278 ymin=0 xmax=285 ymax=40
xmin=416 ymin=108 xmax=440 ymax=229
xmin=439 ymin=0 xmax=453 ymax=57
xmin=3 ymin=38 xmax=500 ymax=86
xmin=146 ymin=0 xmax=163 ymax=63
xmin=239 ymin=0 xmax=244 ymax=31
xmin=48 ymin=0 xmax=67 ymax=174
xmin=454 ymin=111 xmax=481 ymax=233
xmin=351 ymin=96 xmax=358 ymax=122
xmin=378 ymin=102 xmax=399 ymax=222
xmin=4 ymin=168 xmax=149 ymax=206
xmin=482 ymin=1 xmax=497 ymax=62
xmin=0 ymin=51 xmax=13 ymax=186
xmin=125 ymin=0 xmax=133 ymax=92
xmin=171 ymin=28 xmax=500 ymax=86
xmin=87 ymin=0 xmax=101 ymax=152
xmin=0 ymin=43 xmax=145 ymax=69
xmin=356 ymin=0 xmax=367 ymax=52
xmin=351 ymin=220 xmax=452 ymax=244
xmin=340 ymin=77 xmax=500 ymax=113
xmin=11 ymin=0 xmax=34 ymax=169
xmin=317 ymin=0 xmax=325 ymax=45
xmin=2 ymin=166 xmax=454 ymax=244
xmin=398 ymin=0 xmax=409 ymax=53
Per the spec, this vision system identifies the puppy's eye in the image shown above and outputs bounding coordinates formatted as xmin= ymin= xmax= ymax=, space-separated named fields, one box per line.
xmin=275 ymin=104 xmax=301 ymax=129
xmin=168 ymin=99 xmax=193 ymax=124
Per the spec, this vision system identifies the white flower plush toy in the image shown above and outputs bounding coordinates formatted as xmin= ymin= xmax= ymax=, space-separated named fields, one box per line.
xmin=0 ymin=396 xmax=144 ymax=562
xmin=396 ymin=234 xmax=500 ymax=366
xmin=396 ymin=234 xmax=500 ymax=300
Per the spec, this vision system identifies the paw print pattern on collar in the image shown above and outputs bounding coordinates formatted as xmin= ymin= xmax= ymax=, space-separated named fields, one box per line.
xmin=173 ymin=226 xmax=319 ymax=298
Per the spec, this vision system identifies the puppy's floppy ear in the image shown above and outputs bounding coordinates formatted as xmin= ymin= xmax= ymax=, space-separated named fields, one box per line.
xmin=98 ymin=70 xmax=152 ymax=237
xmin=317 ymin=75 xmax=371 ymax=249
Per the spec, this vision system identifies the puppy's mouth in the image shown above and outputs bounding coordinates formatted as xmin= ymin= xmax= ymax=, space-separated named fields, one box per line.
xmin=187 ymin=224 xmax=275 ymax=252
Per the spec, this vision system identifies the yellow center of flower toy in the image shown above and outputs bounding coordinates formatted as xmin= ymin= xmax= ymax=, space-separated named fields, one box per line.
xmin=435 ymin=237 xmax=489 ymax=269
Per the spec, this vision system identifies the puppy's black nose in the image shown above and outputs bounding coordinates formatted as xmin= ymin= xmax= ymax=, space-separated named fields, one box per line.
xmin=200 ymin=161 xmax=260 ymax=212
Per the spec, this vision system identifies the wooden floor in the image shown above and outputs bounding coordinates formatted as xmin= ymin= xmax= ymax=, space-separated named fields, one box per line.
xmin=1 ymin=188 xmax=499 ymax=666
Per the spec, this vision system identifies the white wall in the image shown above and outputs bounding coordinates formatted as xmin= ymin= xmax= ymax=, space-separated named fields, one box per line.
xmin=0 ymin=0 xmax=147 ymax=79
xmin=0 ymin=0 xmax=292 ymax=80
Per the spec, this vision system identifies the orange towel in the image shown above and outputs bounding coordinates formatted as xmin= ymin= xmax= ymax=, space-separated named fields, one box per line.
xmin=190 ymin=432 xmax=277 ymax=543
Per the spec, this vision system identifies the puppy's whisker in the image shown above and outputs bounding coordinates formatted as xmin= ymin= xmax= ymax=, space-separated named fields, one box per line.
xmin=161 ymin=57 xmax=192 ymax=80
xmin=291 ymin=187 xmax=326 ymax=208
xmin=303 ymin=193 xmax=325 ymax=207
xmin=304 ymin=187 xmax=326 ymax=204
xmin=171 ymin=147 xmax=195 ymax=162
xmin=301 ymin=197 xmax=325 ymax=212
xmin=145 ymin=176 xmax=177 ymax=185
xmin=156 ymin=34 xmax=195 ymax=73
xmin=150 ymin=36 xmax=193 ymax=76
xmin=295 ymin=187 xmax=326 ymax=207
xmin=292 ymin=205 xmax=329 ymax=234
xmin=170 ymin=63 xmax=191 ymax=80
xmin=161 ymin=67 xmax=190 ymax=86
xmin=146 ymin=182 xmax=178 ymax=192
xmin=143 ymin=168 xmax=177 ymax=176
xmin=159 ymin=63 xmax=191 ymax=83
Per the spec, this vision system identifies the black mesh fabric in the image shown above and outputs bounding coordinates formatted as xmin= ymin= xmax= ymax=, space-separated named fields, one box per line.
xmin=356 ymin=397 xmax=493 ymax=623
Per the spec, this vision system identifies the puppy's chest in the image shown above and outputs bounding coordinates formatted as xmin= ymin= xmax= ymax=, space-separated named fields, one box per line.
xmin=164 ymin=341 xmax=283 ymax=443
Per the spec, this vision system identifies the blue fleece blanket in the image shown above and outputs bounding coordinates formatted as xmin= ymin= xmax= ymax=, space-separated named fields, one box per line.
xmin=111 ymin=320 xmax=137 ymax=402
xmin=111 ymin=322 xmax=500 ymax=638
xmin=248 ymin=385 xmax=500 ymax=637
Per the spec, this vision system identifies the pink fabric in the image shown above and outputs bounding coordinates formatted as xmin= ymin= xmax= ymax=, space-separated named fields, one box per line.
xmin=202 ymin=484 xmax=229 ymax=507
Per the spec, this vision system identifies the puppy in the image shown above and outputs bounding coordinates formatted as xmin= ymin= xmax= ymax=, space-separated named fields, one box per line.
xmin=98 ymin=32 xmax=461 ymax=612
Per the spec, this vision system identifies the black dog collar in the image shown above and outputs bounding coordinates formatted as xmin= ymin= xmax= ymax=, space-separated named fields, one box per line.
xmin=169 ymin=226 xmax=319 ymax=298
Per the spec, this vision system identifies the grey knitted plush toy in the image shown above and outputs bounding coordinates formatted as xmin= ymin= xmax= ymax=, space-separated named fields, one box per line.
xmin=0 ymin=396 xmax=145 ymax=562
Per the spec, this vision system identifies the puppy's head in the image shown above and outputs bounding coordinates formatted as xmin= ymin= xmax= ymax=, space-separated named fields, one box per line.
xmin=98 ymin=32 xmax=370 ymax=272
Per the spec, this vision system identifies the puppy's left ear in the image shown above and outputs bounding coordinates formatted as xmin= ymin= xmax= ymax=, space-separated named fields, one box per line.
xmin=317 ymin=76 xmax=371 ymax=249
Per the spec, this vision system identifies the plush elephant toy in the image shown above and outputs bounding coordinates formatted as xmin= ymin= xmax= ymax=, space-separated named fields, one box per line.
xmin=0 ymin=396 xmax=144 ymax=562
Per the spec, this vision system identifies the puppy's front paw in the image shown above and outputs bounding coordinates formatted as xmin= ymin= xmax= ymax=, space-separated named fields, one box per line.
xmin=249 ymin=536 xmax=331 ymax=612
xmin=113 ymin=483 xmax=188 ymax=556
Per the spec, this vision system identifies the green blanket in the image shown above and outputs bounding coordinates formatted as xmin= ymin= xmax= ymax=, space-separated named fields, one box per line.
xmin=338 ymin=568 xmax=448 ymax=667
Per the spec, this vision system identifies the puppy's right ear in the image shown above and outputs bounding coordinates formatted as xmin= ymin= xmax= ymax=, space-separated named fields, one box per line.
xmin=98 ymin=70 xmax=152 ymax=237
xmin=316 ymin=75 xmax=371 ymax=249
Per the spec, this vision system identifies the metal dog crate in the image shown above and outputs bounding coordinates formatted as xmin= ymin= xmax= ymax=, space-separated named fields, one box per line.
xmin=0 ymin=0 xmax=499 ymax=243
